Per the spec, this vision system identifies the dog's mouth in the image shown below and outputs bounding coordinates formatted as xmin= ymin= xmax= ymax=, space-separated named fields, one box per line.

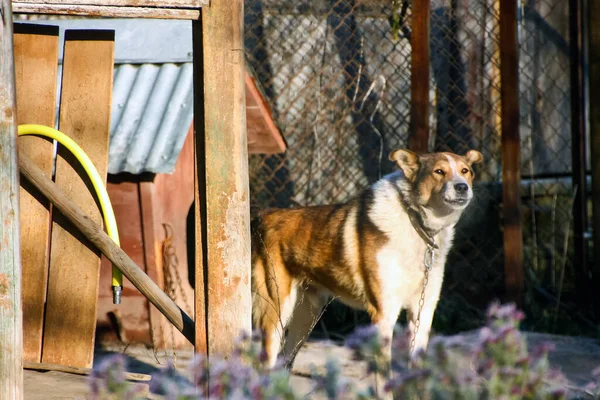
xmin=443 ymin=198 xmax=469 ymax=207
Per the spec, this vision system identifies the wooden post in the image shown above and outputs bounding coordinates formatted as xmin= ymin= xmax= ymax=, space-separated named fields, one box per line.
xmin=409 ymin=0 xmax=431 ymax=153
xmin=0 ymin=0 xmax=24 ymax=397
xmin=499 ymin=0 xmax=524 ymax=305
xmin=195 ymin=0 xmax=251 ymax=358
xmin=192 ymin=21 xmax=208 ymax=356
xmin=588 ymin=0 xmax=600 ymax=319
xmin=570 ymin=0 xmax=590 ymax=314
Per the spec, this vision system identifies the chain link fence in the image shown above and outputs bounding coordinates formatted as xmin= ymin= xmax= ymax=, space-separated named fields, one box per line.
xmin=245 ymin=0 xmax=586 ymax=337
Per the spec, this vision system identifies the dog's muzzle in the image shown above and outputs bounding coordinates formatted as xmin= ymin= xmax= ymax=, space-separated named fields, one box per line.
xmin=442 ymin=181 xmax=472 ymax=207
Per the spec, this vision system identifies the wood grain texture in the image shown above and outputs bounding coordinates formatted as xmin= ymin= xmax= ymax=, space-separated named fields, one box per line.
xmin=139 ymin=181 xmax=167 ymax=349
xmin=0 ymin=0 xmax=24 ymax=397
xmin=12 ymin=3 xmax=200 ymax=19
xmin=96 ymin=181 xmax=152 ymax=345
xmin=245 ymin=73 xmax=286 ymax=154
xmin=14 ymin=0 xmax=206 ymax=8
xmin=499 ymin=0 xmax=523 ymax=305
xmin=19 ymin=153 xmax=195 ymax=344
xmin=23 ymin=361 xmax=150 ymax=381
xmin=199 ymin=0 xmax=252 ymax=358
xmin=152 ymin=127 xmax=195 ymax=350
xmin=193 ymin=18 xmax=208 ymax=357
xmin=42 ymin=31 xmax=114 ymax=368
xmin=14 ymin=23 xmax=59 ymax=364
xmin=409 ymin=0 xmax=430 ymax=153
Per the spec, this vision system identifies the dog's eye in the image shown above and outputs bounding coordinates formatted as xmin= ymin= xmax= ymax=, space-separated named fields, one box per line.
xmin=461 ymin=168 xmax=470 ymax=174
xmin=434 ymin=169 xmax=445 ymax=175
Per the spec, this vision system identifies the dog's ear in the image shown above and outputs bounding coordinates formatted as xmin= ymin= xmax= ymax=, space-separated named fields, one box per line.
xmin=389 ymin=149 xmax=419 ymax=181
xmin=464 ymin=150 xmax=483 ymax=166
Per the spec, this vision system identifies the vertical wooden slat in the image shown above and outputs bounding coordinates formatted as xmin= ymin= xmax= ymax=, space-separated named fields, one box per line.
xmin=197 ymin=0 xmax=251 ymax=358
xmin=13 ymin=23 xmax=59 ymax=363
xmin=570 ymin=0 xmax=590 ymax=313
xmin=152 ymin=125 xmax=195 ymax=350
xmin=588 ymin=0 xmax=600 ymax=319
xmin=0 ymin=0 xmax=24 ymax=397
xmin=499 ymin=0 xmax=524 ymax=304
xmin=193 ymin=20 xmax=208 ymax=356
xmin=139 ymin=180 xmax=167 ymax=348
xmin=42 ymin=30 xmax=114 ymax=368
xmin=409 ymin=0 xmax=431 ymax=153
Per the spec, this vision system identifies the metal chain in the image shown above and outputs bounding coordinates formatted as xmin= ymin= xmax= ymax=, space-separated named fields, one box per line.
xmin=157 ymin=223 xmax=193 ymax=356
xmin=410 ymin=242 xmax=435 ymax=355
xmin=162 ymin=223 xmax=192 ymax=315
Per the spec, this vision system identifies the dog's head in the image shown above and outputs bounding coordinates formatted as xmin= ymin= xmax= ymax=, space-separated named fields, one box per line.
xmin=389 ymin=149 xmax=483 ymax=211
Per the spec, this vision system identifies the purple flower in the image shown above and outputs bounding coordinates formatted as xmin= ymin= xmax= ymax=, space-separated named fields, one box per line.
xmin=88 ymin=354 xmax=127 ymax=397
xmin=592 ymin=366 xmax=600 ymax=379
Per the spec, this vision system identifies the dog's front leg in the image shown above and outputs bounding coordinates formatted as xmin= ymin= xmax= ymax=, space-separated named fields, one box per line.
xmin=372 ymin=307 xmax=401 ymax=400
xmin=408 ymin=268 xmax=444 ymax=358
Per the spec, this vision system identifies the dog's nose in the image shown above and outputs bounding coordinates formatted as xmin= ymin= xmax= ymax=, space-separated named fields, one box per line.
xmin=454 ymin=183 xmax=469 ymax=194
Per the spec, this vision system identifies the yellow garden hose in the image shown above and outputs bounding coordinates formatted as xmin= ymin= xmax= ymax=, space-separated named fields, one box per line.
xmin=18 ymin=124 xmax=123 ymax=304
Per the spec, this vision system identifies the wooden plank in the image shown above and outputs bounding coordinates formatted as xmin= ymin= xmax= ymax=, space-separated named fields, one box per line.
xmin=197 ymin=0 xmax=252 ymax=358
xmin=152 ymin=126 xmax=195 ymax=349
xmin=0 ymin=0 xmax=24 ymax=397
xmin=139 ymin=181 xmax=167 ymax=348
xmin=24 ymin=361 xmax=150 ymax=381
xmin=192 ymin=18 xmax=208 ymax=356
xmin=245 ymin=73 xmax=287 ymax=154
xmin=12 ymin=3 xmax=200 ymax=19
xmin=499 ymin=0 xmax=524 ymax=305
xmin=13 ymin=0 xmax=206 ymax=8
xmin=19 ymin=152 xmax=196 ymax=345
xmin=42 ymin=30 xmax=114 ymax=368
xmin=96 ymin=181 xmax=152 ymax=345
xmin=13 ymin=23 xmax=59 ymax=364
xmin=569 ymin=0 xmax=590 ymax=313
xmin=588 ymin=0 xmax=600 ymax=319
xmin=409 ymin=0 xmax=431 ymax=153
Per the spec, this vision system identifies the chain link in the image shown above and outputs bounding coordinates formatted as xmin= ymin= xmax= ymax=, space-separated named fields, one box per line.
xmin=244 ymin=0 xmax=575 ymax=342
xmin=410 ymin=244 xmax=435 ymax=355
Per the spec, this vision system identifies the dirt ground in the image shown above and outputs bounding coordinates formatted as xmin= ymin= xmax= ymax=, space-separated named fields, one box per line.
xmin=24 ymin=331 xmax=600 ymax=399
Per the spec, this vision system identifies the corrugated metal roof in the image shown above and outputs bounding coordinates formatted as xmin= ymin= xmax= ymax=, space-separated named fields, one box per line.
xmin=40 ymin=19 xmax=195 ymax=175
xmin=109 ymin=63 xmax=194 ymax=174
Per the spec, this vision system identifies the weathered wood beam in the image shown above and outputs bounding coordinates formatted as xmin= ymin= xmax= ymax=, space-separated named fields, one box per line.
xmin=409 ymin=0 xmax=431 ymax=153
xmin=0 ymin=0 xmax=24 ymax=397
xmin=13 ymin=22 xmax=58 ymax=364
xmin=192 ymin=17 xmax=208 ymax=356
xmin=195 ymin=0 xmax=252 ymax=358
xmin=12 ymin=3 xmax=201 ymax=20
xmin=499 ymin=0 xmax=524 ymax=305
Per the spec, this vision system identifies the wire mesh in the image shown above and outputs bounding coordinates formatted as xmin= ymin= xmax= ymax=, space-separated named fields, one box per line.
xmin=245 ymin=0 xmax=584 ymax=336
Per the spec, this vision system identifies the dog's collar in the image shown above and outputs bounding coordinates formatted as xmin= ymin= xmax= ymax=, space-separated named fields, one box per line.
xmin=406 ymin=208 xmax=440 ymax=250
xmin=392 ymin=181 xmax=440 ymax=249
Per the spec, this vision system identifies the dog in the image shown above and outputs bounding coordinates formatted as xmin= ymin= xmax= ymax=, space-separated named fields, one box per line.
xmin=251 ymin=148 xmax=483 ymax=384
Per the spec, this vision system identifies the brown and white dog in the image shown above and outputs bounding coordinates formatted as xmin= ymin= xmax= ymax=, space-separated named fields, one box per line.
xmin=251 ymin=148 xmax=483 ymax=375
